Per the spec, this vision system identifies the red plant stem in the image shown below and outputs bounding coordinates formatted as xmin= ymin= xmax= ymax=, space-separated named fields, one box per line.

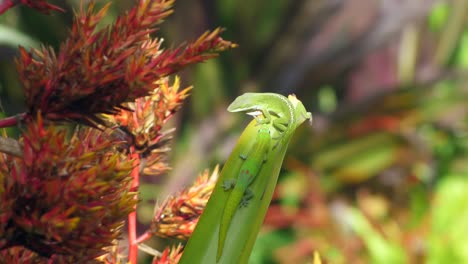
xmin=135 ymin=231 xmax=153 ymax=244
xmin=0 ymin=113 xmax=26 ymax=128
xmin=128 ymin=149 xmax=140 ymax=264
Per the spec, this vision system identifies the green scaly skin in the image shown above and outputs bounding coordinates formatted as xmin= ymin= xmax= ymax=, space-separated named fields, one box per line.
xmin=227 ymin=93 xmax=311 ymax=147
xmin=216 ymin=125 xmax=271 ymax=262
xmin=228 ymin=93 xmax=295 ymax=136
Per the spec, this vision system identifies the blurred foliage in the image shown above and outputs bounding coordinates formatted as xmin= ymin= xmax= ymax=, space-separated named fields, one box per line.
xmin=1 ymin=0 xmax=467 ymax=263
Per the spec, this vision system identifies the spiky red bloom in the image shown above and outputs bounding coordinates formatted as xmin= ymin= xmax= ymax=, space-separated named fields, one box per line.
xmin=16 ymin=0 xmax=235 ymax=127
xmin=152 ymin=244 xmax=183 ymax=264
xmin=104 ymin=77 xmax=191 ymax=177
xmin=0 ymin=115 xmax=135 ymax=261
xmin=0 ymin=0 xmax=64 ymax=15
xmin=149 ymin=167 xmax=219 ymax=240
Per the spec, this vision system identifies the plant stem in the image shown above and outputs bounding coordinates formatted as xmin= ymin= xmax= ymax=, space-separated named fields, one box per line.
xmin=135 ymin=231 xmax=152 ymax=244
xmin=0 ymin=113 xmax=26 ymax=128
xmin=128 ymin=150 xmax=140 ymax=264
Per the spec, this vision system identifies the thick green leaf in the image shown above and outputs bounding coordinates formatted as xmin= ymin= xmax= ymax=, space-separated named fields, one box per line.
xmin=180 ymin=95 xmax=310 ymax=264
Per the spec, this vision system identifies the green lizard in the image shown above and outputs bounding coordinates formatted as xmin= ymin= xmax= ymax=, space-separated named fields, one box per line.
xmin=179 ymin=93 xmax=311 ymax=264
xmin=217 ymin=125 xmax=272 ymax=262
xmin=227 ymin=92 xmax=312 ymax=146
xmin=216 ymin=93 xmax=311 ymax=261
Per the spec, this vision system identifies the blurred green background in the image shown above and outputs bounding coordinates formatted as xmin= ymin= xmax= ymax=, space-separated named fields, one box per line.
xmin=1 ymin=0 xmax=467 ymax=263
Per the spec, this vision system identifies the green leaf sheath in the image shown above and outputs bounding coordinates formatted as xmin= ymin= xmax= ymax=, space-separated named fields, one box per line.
xmin=179 ymin=93 xmax=312 ymax=264
xmin=217 ymin=125 xmax=272 ymax=261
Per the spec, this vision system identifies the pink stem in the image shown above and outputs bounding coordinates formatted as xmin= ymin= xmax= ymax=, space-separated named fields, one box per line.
xmin=0 ymin=113 xmax=26 ymax=128
xmin=135 ymin=231 xmax=153 ymax=244
xmin=128 ymin=150 xmax=140 ymax=264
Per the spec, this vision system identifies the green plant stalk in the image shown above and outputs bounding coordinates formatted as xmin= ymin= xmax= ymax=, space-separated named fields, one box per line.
xmin=180 ymin=95 xmax=311 ymax=264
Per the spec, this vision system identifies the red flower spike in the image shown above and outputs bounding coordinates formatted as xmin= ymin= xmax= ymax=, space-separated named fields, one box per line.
xmin=152 ymin=244 xmax=184 ymax=264
xmin=148 ymin=166 xmax=219 ymax=240
xmin=16 ymin=0 xmax=235 ymax=128
xmin=0 ymin=118 xmax=136 ymax=261
xmin=103 ymin=77 xmax=191 ymax=177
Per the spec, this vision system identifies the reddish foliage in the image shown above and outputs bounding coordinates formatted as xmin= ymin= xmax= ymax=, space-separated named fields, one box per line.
xmin=0 ymin=0 xmax=235 ymax=261
xmin=0 ymin=116 xmax=135 ymax=261
xmin=152 ymin=245 xmax=183 ymax=264
xmin=16 ymin=0 xmax=235 ymax=127
xmin=105 ymin=77 xmax=191 ymax=177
